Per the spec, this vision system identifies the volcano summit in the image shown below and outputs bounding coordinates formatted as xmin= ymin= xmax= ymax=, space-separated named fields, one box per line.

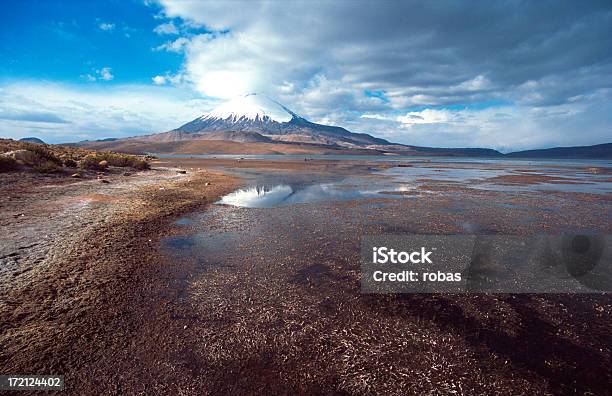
xmin=165 ymin=93 xmax=392 ymax=148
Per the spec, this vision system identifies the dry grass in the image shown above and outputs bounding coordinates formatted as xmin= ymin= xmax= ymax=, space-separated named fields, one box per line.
xmin=80 ymin=152 xmax=150 ymax=170
xmin=19 ymin=142 xmax=63 ymax=166
xmin=0 ymin=138 xmax=150 ymax=173
xmin=32 ymin=160 xmax=62 ymax=174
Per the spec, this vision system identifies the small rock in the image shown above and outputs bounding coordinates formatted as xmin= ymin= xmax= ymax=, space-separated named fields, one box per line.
xmin=123 ymin=172 xmax=132 ymax=176
xmin=99 ymin=179 xmax=110 ymax=184
xmin=71 ymin=173 xmax=81 ymax=178
xmin=205 ymin=182 xmax=211 ymax=186
xmin=177 ymin=170 xmax=187 ymax=174
xmin=98 ymin=160 xmax=109 ymax=168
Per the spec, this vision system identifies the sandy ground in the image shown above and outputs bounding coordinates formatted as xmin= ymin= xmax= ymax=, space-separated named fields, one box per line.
xmin=0 ymin=158 xmax=610 ymax=395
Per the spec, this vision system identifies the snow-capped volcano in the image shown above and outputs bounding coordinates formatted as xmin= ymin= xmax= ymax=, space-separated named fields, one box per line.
xmin=203 ymin=93 xmax=298 ymax=123
xmin=73 ymin=93 xmax=504 ymax=156
xmin=176 ymin=93 xmax=299 ymax=135
xmin=171 ymin=93 xmax=391 ymax=147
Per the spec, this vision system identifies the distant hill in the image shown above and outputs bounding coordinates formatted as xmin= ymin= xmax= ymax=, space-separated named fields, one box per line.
xmin=19 ymin=137 xmax=45 ymax=144
xmin=392 ymin=145 xmax=503 ymax=157
xmin=507 ymin=143 xmax=612 ymax=159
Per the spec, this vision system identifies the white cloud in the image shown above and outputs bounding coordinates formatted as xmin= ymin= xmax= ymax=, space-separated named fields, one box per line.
xmin=151 ymin=72 xmax=185 ymax=87
xmin=0 ymin=81 xmax=220 ymax=143
xmin=152 ymin=75 xmax=166 ymax=85
xmin=355 ymin=99 xmax=612 ymax=152
xmin=99 ymin=67 xmax=114 ymax=81
xmin=82 ymin=67 xmax=114 ymax=82
xmin=153 ymin=22 xmax=179 ymax=35
xmin=154 ymin=37 xmax=190 ymax=53
xmin=98 ymin=22 xmax=115 ymax=31
xmin=81 ymin=67 xmax=115 ymax=82
xmin=397 ymin=109 xmax=455 ymax=126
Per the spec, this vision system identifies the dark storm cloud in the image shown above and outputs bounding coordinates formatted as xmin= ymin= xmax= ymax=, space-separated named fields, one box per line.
xmin=159 ymin=0 xmax=612 ymax=109
xmin=322 ymin=1 xmax=612 ymax=106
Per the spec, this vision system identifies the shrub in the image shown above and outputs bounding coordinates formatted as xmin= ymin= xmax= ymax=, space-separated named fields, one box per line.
xmin=3 ymin=148 xmax=62 ymax=172
xmin=20 ymin=143 xmax=62 ymax=166
xmin=0 ymin=156 xmax=17 ymax=172
xmin=80 ymin=154 xmax=104 ymax=170
xmin=80 ymin=152 xmax=149 ymax=170
xmin=33 ymin=160 xmax=61 ymax=173
xmin=128 ymin=157 xmax=150 ymax=170
xmin=11 ymin=150 xmax=40 ymax=165
xmin=63 ymin=158 xmax=78 ymax=168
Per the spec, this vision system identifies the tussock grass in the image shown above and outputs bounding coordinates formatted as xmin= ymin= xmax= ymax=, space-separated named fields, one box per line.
xmin=32 ymin=160 xmax=62 ymax=174
xmin=63 ymin=158 xmax=78 ymax=168
xmin=80 ymin=153 xmax=150 ymax=170
xmin=20 ymin=142 xmax=63 ymax=166
xmin=0 ymin=138 xmax=150 ymax=174
xmin=0 ymin=156 xmax=17 ymax=172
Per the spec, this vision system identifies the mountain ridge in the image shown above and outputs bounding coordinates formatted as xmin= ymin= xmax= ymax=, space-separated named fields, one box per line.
xmin=168 ymin=93 xmax=392 ymax=148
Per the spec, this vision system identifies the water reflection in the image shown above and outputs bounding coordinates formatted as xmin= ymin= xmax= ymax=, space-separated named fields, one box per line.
xmin=217 ymin=160 xmax=612 ymax=208
xmin=216 ymin=180 xmax=413 ymax=208
xmin=218 ymin=185 xmax=294 ymax=208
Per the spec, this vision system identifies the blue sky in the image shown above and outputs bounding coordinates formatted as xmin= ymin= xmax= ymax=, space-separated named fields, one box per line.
xmin=1 ymin=1 xmax=611 ymax=151
xmin=0 ymin=0 xmax=183 ymax=84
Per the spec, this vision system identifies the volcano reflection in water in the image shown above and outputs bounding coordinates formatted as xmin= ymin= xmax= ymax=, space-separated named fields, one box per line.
xmin=217 ymin=185 xmax=294 ymax=208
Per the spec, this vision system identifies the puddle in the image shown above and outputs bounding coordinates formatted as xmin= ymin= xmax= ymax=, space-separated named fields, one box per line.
xmin=175 ymin=217 xmax=194 ymax=226
xmin=218 ymin=185 xmax=294 ymax=208
xmin=162 ymin=229 xmax=250 ymax=269
xmin=216 ymin=178 xmax=415 ymax=208
xmin=385 ymin=166 xmax=512 ymax=183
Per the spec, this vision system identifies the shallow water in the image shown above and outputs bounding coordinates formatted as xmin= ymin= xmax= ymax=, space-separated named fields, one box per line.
xmin=215 ymin=161 xmax=612 ymax=208
xmin=156 ymin=152 xmax=612 ymax=167
xmin=217 ymin=179 xmax=414 ymax=208
xmin=166 ymin=160 xmax=611 ymax=271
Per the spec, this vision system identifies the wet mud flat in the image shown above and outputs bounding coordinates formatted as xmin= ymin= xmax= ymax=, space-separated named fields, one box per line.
xmin=160 ymin=158 xmax=611 ymax=394
xmin=0 ymin=157 xmax=610 ymax=394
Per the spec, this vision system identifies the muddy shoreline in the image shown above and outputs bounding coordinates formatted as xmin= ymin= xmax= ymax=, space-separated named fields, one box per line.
xmin=0 ymin=165 xmax=241 ymax=393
